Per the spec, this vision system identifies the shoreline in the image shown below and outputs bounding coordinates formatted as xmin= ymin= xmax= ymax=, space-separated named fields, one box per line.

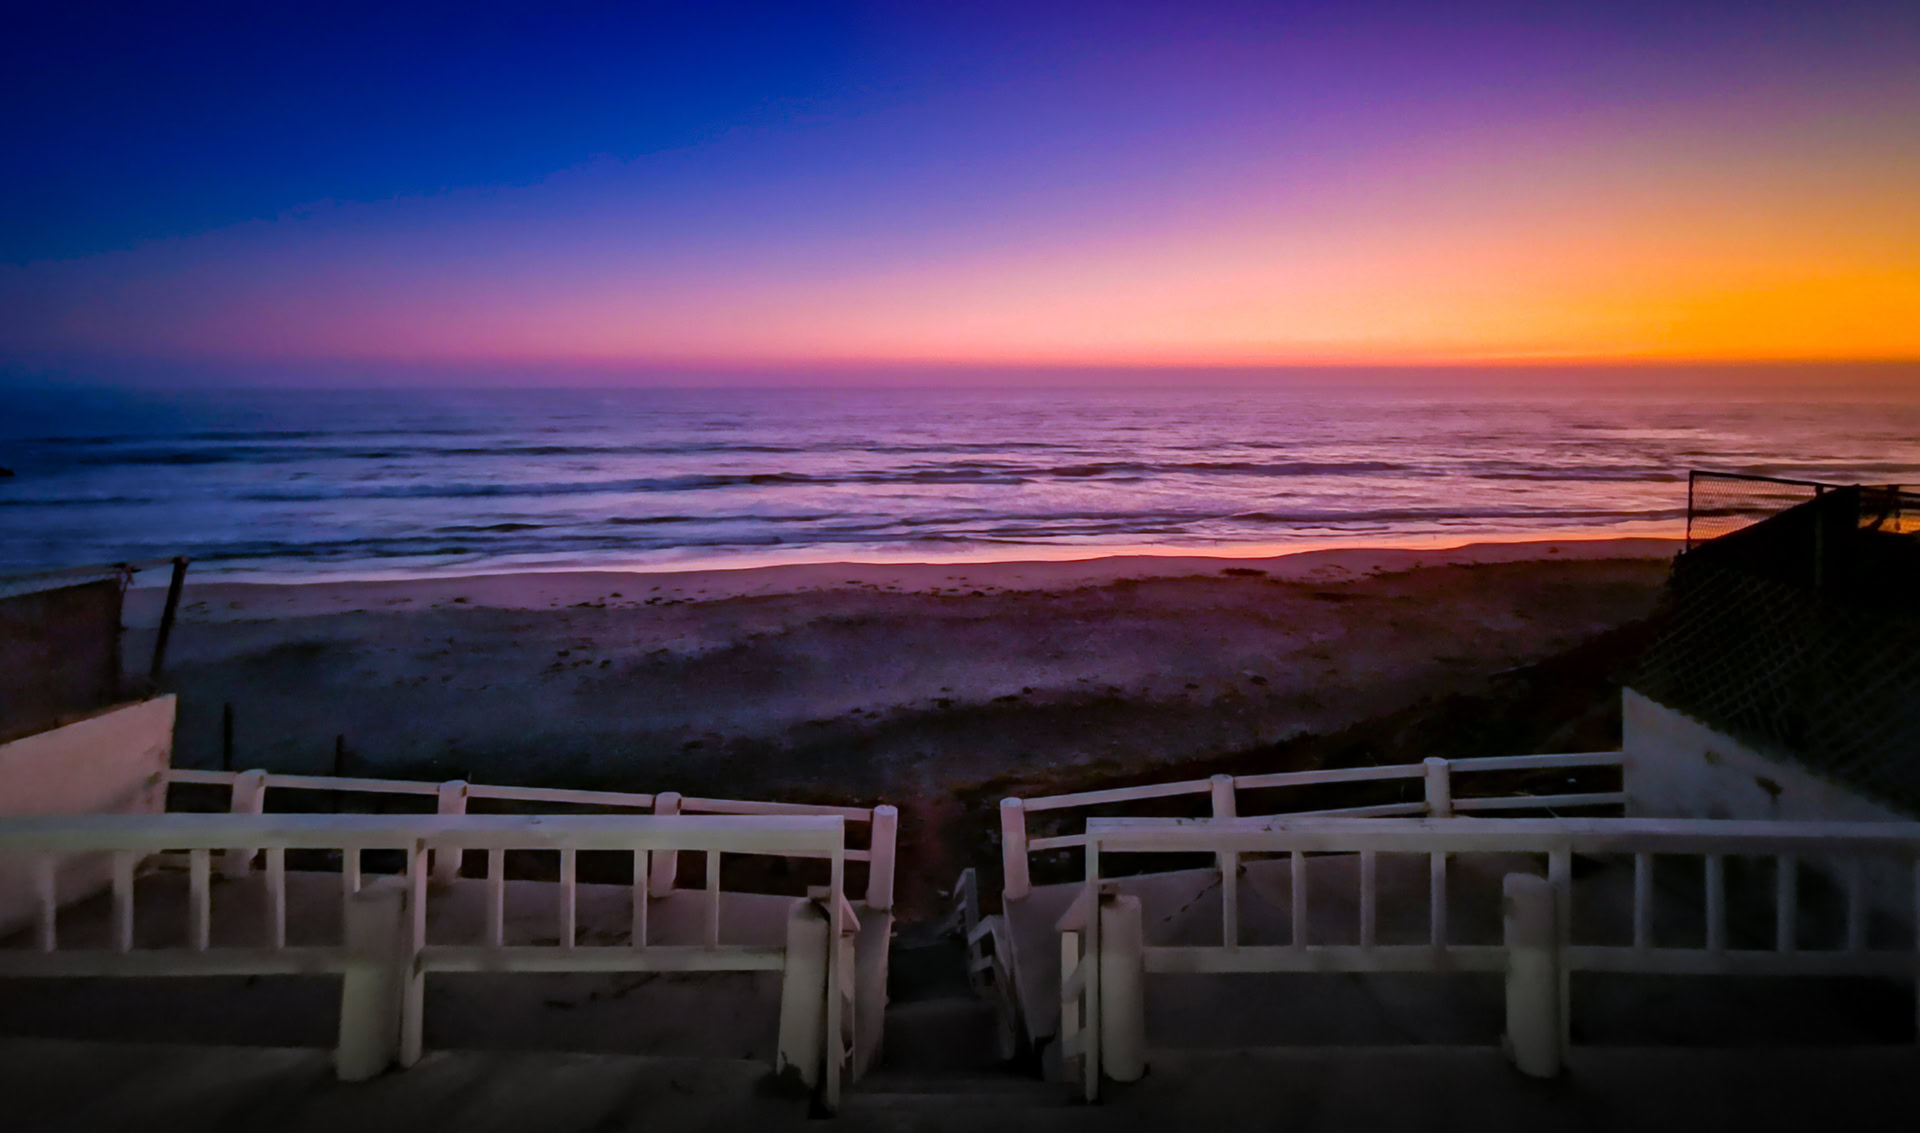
xmin=125 ymin=535 xmax=1679 ymax=623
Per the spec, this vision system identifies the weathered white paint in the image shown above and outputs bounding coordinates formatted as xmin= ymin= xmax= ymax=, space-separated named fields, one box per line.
xmin=1098 ymin=894 xmax=1146 ymax=1083
xmin=1623 ymin=688 xmax=1914 ymax=924
xmin=0 ymin=697 xmax=175 ymax=937
xmin=336 ymin=877 xmax=410 ymax=1081
xmin=1424 ymin=758 xmax=1454 ymax=818
xmin=1000 ymin=750 xmax=1625 ymax=902
xmin=0 ymin=811 xmax=853 ymax=1103
xmin=1001 ymin=797 xmax=1031 ymax=901
xmin=1503 ymin=872 xmax=1561 ymax=1078
xmin=171 ymin=770 xmax=882 ymax=863
xmin=865 ymin=805 xmax=897 ymax=910
xmin=1053 ymin=814 xmax=1920 ymax=1099
xmin=430 ymin=781 xmax=468 ymax=885
xmin=221 ymin=769 xmax=266 ymax=879
xmin=776 ymin=898 xmax=830 ymax=1089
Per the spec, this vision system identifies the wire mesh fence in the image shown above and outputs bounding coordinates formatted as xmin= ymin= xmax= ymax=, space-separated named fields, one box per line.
xmin=1685 ymin=472 xmax=1826 ymax=549
xmin=1645 ymin=472 xmax=1920 ymax=814
xmin=1688 ymin=471 xmax=1920 ymax=548
xmin=1635 ymin=560 xmax=1920 ymax=813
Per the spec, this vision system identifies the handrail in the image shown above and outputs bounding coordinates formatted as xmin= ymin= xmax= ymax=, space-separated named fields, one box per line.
xmin=166 ymin=768 xmax=874 ymax=821
xmin=1060 ymin=814 xmax=1920 ymax=1100
xmin=0 ymin=811 xmax=853 ymax=1107
xmin=1001 ymin=752 xmax=1625 ymax=900
xmin=164 ymin=767 xmax=896 ymax=907
xmin=1086 ymin=815 xmax=1920 ymax=855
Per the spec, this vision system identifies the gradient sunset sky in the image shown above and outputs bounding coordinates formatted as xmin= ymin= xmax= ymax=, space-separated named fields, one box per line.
xmin=3 ymin=1 xmax=1917 ymax=385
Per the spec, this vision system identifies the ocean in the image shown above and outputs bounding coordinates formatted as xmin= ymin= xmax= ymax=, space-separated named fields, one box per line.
xmin=3 ymin=383 xmax=1918 ymax=580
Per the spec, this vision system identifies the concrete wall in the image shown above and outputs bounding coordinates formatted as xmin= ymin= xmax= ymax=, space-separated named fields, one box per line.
xmin=1623 ymin=689 xmax=1909 ymax=825
xmin=1622 ymin=687 xmax=1911 ymax=925
xmin=0 ymin=696 xmax=175 ymax=936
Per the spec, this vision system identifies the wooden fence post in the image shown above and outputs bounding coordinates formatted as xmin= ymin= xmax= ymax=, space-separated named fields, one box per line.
xmin=1503 ymin=872 xmax=1562 ymax=1078
xmin=865 ymin=805 xmax=897 ymax=910
xmin=1000 ymin=798 xmax=1030 ymax=902
xmin=1099 ymin=893 xmax=1147 ymax=1083
xmin=221 ymin=769 xmax=267 ymax=878
xmin=1210 ymin=774 xmax=1239 ymax=943
xmin=335 ymin=876 xmax=410 ymax=1081
xmin=431 ymin=781 xmax=468 ymax=885
xmin=776 ymin=899 xmax=830 ymax=1090
xmin=649 ymin=792 xmax=682 ymax=895
xmin=1424 ymin=757 xmax=1454 ymax=817
xmin=148 ymin=556 xmax=190 ymax=684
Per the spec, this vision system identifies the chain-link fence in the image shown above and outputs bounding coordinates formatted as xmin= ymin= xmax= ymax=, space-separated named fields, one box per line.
xmin=1688 ymin=471 xmax=1920 ymax=548
xmin=1860 ymin=484 xmax=1920 ymax=537
xmin=1685 ymin=472 xmax=1826 ymax=548
xmin=1636 ymin=562 xmax=1920 ymax=812
xmin=1642 ymin=475 xmax=1920 ymax=814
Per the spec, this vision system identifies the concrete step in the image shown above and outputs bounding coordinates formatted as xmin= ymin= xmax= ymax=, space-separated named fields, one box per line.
xmin=878 ymin=996 xmax=1009 ymax=1073
xmin=847 ymin=1072 xmax=1071 ymax=1110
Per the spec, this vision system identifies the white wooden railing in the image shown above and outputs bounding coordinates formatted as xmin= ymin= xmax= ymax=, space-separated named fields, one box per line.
xmin=166 ymin=768 xmax=897 ymax=910
xmin=0 ymin=812 xmax=856 ymax=1111
xmin=1057 ymin=815 xmax=1920 ymax=1101
xmin=946 ymin=866 xmax=1020 ymax=1060
xmin=1000 ymin=752 xmax=1624 ymax=899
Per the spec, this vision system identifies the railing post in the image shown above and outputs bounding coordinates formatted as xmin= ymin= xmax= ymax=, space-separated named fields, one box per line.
xmin=1209 ymin=774 xmax=1237 ymax=820
xmin=399 ymin=845 xmax=428 ymax=1068
xmin=1210 ymin=775 xmax=1240 ymax=924
xmin=1503 ymin=872 xmax=1562 ymax=1078
xmin=1058 ymin=929 xmax=1081 ymax=1078
xmin=1099 ymin=893 xmax=1147 ymax=1083
xmin=336 ymin=876 xmax=411 ymax=1081
xmin=1000 ymin=798 xmax=1031 ymax=902
xmin=776 ymin=898 xmax=831 ymax=1090
xmin=865 ymin=804 xmax=898 ymax=910
xmin=430 ymin=780 xmax=468 ymax=885
xmin=1081 ymin=839 xmax=1102 ymax=1103
xmin=221 ymin=769 xmax=268 ymax=878
xmin=1424 ymin=757 xmax=1453 ymax=817
xmin=649 ymin=792 xmax=682 ymax=895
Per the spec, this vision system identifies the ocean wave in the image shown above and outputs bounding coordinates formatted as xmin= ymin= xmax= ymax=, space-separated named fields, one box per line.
xmin=1233 ymin=506 xmax=1688 ymax=524
xmin=227 ymin=459 xmax=1410 ymax=502
xmin=1473 ymin=469 xmax=1687 ymax=483
xmin=0 ymin=495 xmax=161 ymax=507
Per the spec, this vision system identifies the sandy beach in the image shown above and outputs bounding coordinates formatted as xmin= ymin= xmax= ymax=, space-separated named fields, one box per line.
xmin=126 ymin=538 xmax=1675 ymax=912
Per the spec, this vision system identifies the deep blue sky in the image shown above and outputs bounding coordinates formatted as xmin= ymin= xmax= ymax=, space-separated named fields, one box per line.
xmin=4 ymin=1 xmax=1917 ymax=380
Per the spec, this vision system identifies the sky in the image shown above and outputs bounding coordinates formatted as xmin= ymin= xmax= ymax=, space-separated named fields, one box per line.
xmin=3 ymin=0 xmax=1918 ymax=387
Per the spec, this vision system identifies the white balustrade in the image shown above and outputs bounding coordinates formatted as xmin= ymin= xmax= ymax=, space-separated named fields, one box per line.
xmin=164 ymin=767 xmax=892 ymax=905
xmin=1055 ymin=815 xmax=1920 ymax=1100
xmin=1001 ymin=751 xmax=1627 ymax=904
xmin=0 ymin=811 xmax=854 ymax=1109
